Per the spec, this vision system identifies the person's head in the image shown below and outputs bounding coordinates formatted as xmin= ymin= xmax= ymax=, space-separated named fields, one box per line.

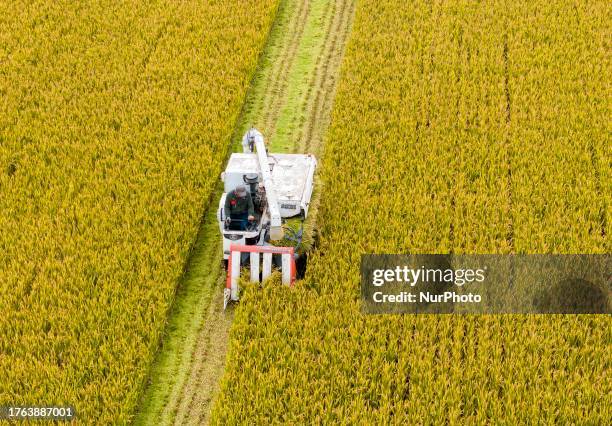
xmin=235 ymin=184 xmax=247 ymax=197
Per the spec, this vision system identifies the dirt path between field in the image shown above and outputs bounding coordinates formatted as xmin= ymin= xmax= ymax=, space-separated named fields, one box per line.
xmin=134 ymin=1 xmax=355 ymax=424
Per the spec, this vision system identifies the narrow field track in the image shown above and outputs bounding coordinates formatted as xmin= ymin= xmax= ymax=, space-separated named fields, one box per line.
xmin=135 ymin=1 xmax=356 ymax=424
xmin=261 ymin=0 xmax=311 ymax=137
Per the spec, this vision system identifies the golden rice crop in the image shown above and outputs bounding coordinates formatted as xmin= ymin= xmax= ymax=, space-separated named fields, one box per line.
xmin=0 ymin=0 xmax=278 ymax=423
xmin=212 ymin=0 xmax=610 ymax=424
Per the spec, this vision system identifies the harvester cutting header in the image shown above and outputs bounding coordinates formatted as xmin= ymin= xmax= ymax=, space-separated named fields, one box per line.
xmin=217 ymin=129 xmax=317 ymax=308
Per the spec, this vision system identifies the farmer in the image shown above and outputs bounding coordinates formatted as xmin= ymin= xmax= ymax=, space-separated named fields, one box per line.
xmin=224 ymin=184 xmax=255 ymax=230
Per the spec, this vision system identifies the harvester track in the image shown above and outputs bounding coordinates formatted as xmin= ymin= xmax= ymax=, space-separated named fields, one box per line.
xmin=135 ymin=1 xmax=356 ymax=424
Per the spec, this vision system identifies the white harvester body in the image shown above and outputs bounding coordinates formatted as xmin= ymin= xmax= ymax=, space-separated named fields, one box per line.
xmin=217 ymin=129 xmax=316 ymax=306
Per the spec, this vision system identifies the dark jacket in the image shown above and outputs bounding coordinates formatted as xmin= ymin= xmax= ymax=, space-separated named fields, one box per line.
xmin=225 ymin=190 xmax=255 ymax=217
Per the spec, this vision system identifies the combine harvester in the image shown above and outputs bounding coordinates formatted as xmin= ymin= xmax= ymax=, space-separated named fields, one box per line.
xmin=217 ymin=129 xmax=317 ymax=309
